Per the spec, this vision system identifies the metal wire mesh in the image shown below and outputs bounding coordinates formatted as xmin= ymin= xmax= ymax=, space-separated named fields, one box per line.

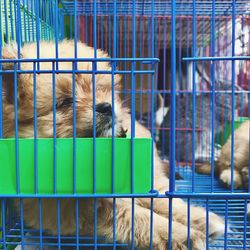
xmin=0 ymin=0 xmax=250 ymax=249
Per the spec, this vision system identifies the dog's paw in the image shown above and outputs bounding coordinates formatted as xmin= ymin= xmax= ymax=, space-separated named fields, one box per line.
xmin=191 ymin=210 xmax=224 ymax=240
xmin=172 ymin=229 xmax=206 ymax=250
xmin=241 ymin=167 xmax=249 ymax=189
xmin=208 ymin=212 xmax=225 ymax=239
xmin=154 ymin=222 xmax=206 ymax=250
xmin=220 ymin=169 xmax=242 ymax=189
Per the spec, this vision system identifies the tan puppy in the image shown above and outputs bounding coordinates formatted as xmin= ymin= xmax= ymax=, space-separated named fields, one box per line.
xmin=2 ymin=40 xmax=224 ymax=249
xmin=197 ymin=120 xmax=249 ymax=190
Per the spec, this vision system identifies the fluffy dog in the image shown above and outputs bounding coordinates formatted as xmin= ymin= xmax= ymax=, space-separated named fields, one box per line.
xmin=197 ymin=120 xmax=249 ymax=190
xmin=1 ymin=40 xmax=224 ymax=249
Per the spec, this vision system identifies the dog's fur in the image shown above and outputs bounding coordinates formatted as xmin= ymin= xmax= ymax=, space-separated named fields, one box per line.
xmin=2 ymin=40 xmax=225 ymax=249
xmin=197 ymin=120 xmax=249 ymax=190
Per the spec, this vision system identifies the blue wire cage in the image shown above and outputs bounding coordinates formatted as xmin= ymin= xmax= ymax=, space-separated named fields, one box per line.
xmin=0 ymin=0 xmax=250 ymax=249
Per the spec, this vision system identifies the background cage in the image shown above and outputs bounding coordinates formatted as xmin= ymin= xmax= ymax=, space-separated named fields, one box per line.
xmin=0 ymin=0 xmax=250 ymax=249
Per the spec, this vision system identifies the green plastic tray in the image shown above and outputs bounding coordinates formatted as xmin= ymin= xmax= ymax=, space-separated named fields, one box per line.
xmin=0 ymin=138 xmax=152 ymax=195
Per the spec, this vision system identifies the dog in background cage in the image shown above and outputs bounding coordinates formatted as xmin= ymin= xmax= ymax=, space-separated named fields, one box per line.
xmin=197 ymin=120 xmax=250 ymax=191
xmin=1 ymin=40 xmax=225 ymax=249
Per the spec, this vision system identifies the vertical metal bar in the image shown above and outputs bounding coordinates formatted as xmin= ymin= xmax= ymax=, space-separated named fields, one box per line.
xmin=205 ymin=199 xmax=209 ymax=249
xmin=123 ymin=14 xmax=127 ymax=107
xmin=187 ymin=199 xmax=191 ymax=249
xmin=52 ymin=61 xmax=57 ymax=194
xmin=139 ymin=15 xmax=143 ymax=123
xmin=76 ymin=199 xmax=79 ymax=250
xmin=93 ymin=1 xmax=98 ymax=249
xmin=130 ymin=0 xmax=136 ymax=248
xmin=191 ymin=0 xmax=197 ymax=193
xmin=223 ymin=16 xmax=229 ymax=143
xmin=39 ymin=198 xmax=43 ymax=249
xmin=230 ymin=0 xmax=236 ymax=192
xmin=16 ymin=0 xmax=21 ymax=67
xmin=73 ymin=61 xmax=77 ymax=194
xmin=35 ymin=0 xmax=40 ymax=70
xmin=161 ymin=15 xmax=167 ymax=160
xmin=224 ymin=199 xmax=229 ymax=249
xmin=169 ymin=0 xmax=176 ymax=194
xmin=14 ymin=62 xmax=20 ymax=194
xmin=185 ymin=18 xmax=190 ymax=164
xmin=74 ymin=0 xmax=78 ymax=59
xmin=201 ymin=17 xmax=205 ymax=163
xmin=55 ymin=0 xmax=59 ymax=70
xmin=177 ymin=15 xmax=182 ymax=164
xmin=33 ymin=62 xmax=38 ymax=194
xmin=20 ymin=199 xmax=24 ymax=250
xmin=168 ymin=0 xmax=176 ymax=247
xmin=111 ymin=0 xmax=117 ymax=195
xmin=215 ymin=18 xmax=221 ymax=145
xmin=57 ymin=199 xmax=61 ymax=250
xmin=112 ymin=2 xmax=117 ymax=248
xmin=149 ymin=1 xmax=155 ymax=249
xmin=210 ymin=0 xmax=216 ymax=192
xmin=1 ymin=199 xmax=6 ymax=249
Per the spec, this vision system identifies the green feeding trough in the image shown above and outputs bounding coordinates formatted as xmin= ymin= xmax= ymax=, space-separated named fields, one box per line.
xmin=0 ymin=138 xmax=152 ymax=195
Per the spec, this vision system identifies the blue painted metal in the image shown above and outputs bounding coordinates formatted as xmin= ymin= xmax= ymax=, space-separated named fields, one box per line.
xmin=0 ymin=0 xmax=250 ymax=249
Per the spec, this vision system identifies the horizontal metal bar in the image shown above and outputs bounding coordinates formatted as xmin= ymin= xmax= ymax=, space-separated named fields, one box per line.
xmin=0 ymin=58 xmax=159 ymax=63
xmin=0 ymin=70 xmax=156 ymax=75
xmin=0 ymin=191 xmax=159 ymax=198
xmin=166 ymin=192 xmax=250 ymax=199
xmin=183 ymin=56 xmax=250 ymax=62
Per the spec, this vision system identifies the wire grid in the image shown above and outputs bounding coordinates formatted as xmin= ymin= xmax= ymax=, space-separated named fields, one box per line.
xmin=0 ymin=0 xmax=59 ymax=45
xmin=1 ymin=171 xmax=250 ymax=249
xmin=60 ymin=0 xmax=250 ymax=16
xmin=0 ymin=0 xmax=250 ymax=249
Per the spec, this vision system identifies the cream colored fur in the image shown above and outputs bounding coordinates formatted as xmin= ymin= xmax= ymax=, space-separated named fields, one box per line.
xmin=198 ymin=120 xmax=250 ymax=190
xmin=218 ymin=120 xmax=250 ymax=189
xmin=2 ymin=40 xmax=224 ymax=249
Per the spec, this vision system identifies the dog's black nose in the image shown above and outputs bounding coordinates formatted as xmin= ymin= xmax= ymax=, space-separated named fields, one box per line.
xmin=95 ymin=102 xmax=112 ymax=116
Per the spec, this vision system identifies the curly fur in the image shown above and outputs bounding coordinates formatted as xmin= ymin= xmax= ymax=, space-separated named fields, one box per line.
xmin=197 ymin=120 xmax=250 ymax=190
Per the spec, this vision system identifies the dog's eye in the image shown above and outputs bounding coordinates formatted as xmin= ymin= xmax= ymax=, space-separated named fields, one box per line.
xmin=56 ymin=97 xmax=73 ymax=109
xmin=96 ymin=85 xmax=107 ymax=91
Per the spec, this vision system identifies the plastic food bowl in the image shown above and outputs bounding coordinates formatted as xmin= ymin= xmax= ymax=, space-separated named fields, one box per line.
xmin=0 ymin=138 xmax=152 ymax=195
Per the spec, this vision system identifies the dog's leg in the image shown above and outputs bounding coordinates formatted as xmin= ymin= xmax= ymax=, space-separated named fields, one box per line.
xmin=138 ymin=175 xmax=224 ymax=241
xmin=139 ymin=196 xmax=224 ymax=240
xmin=97 ymin=199 xmax=206 ymax=250
xmin=241 ymin=166 xmax=249 ymax=189
xmin=219 ymin=168 xmax=242 ymax=189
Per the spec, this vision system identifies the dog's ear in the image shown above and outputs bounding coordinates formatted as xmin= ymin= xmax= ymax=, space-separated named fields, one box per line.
xmin=1 ymin=45 xmax=23 ymax=103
